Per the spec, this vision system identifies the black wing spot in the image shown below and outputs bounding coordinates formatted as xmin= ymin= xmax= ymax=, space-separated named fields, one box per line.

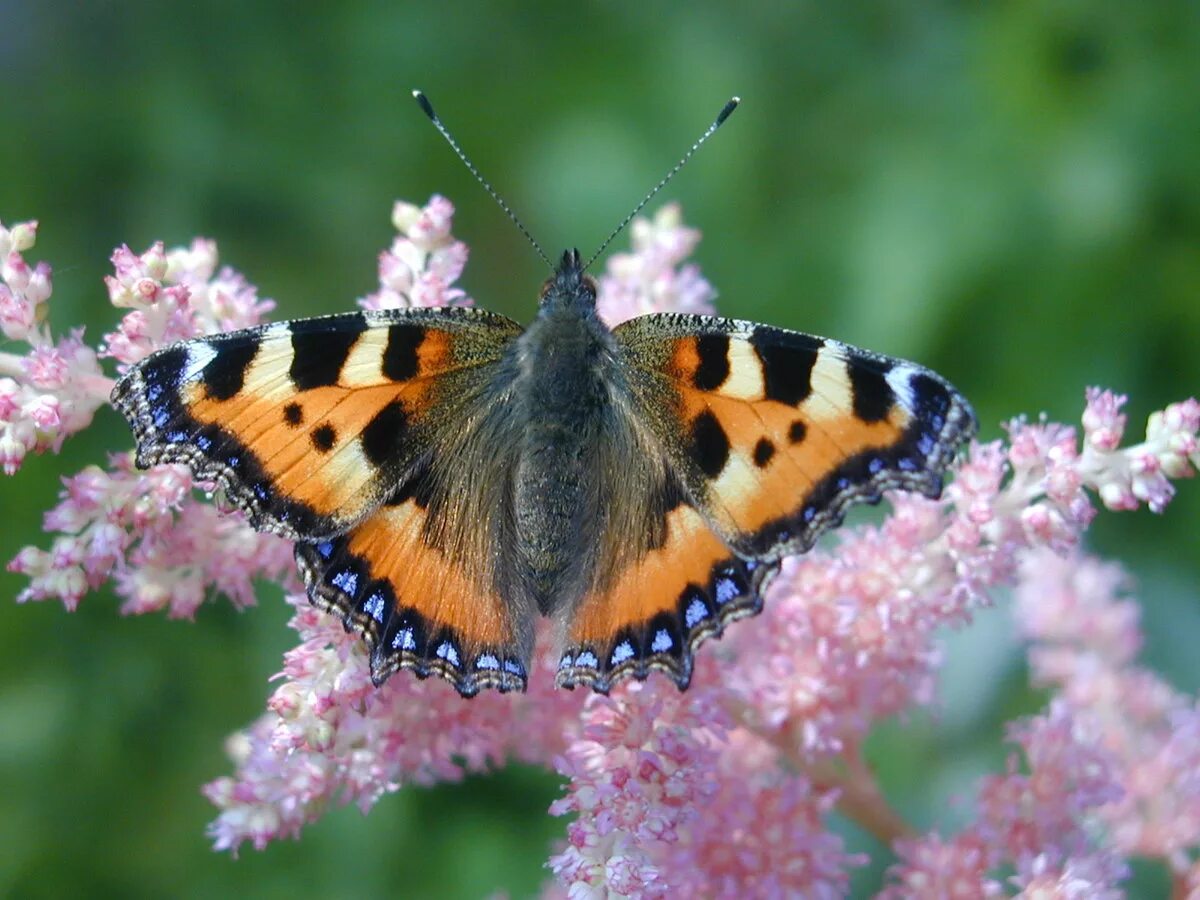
xmin=753 ymin=437 xmax=776 ymax=468
xmin=289 ymin=316 xmax=368 ymax=390
xmin=311 ymin=423 xmax=337 ymax=453
xmin=383 ymin=324 xmax=425 ymax=382
xmin=690 ymin=410 xmax=730 ymax=478
xmin=692 ymin=334 xmax=730 ymax=391
xmin=202 ymin=341 xmax=258 ymax=401
xmin=386 ymin=460 xmax=434 ymax=509
xmin=849 ymin=358 xmax=896 ymax=423
xmin=789 ymin=419 xmax=808 ymax=443
xmin=751 ymin=331 xmax=821 ymax=406
xmin=283 ymin=402 xmax=303 ymax=427
xmin=361 ymin=401 xmax=408 ymax=467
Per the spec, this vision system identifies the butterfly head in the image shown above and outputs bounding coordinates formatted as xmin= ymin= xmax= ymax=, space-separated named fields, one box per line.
xmin=539 ymin=248 xmax=597 ymax=313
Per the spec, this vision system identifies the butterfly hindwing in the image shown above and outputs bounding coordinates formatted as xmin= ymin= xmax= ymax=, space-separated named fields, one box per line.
xmin=613 ymin=313 xmax=977 ymax=560
xmin=111 ymin=307 xmax=523 ymax=540
xmin=556 ymin=499 xmax=768 ymax=692
xmin=295 ymin=465 xmax=531 ymax=696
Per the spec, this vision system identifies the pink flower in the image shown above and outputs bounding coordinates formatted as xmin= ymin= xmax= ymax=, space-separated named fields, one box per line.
xmin=596 ymin=203 xmax=716 ymax=324
xmin=360 ymin=196 xmax=471 ymax=310
xmin=5 ymin=198 xmax=1200 ymax=896
xmin=883 ymin=703 xmax=1128 ymax=897
xmin=0 ymin=221 xmax=110 ymax=474
xmin=1015 ymin=549 xmax=1200 ymax=872
xmin=9 ymin=453 xmax=294 ymax=615
xmin=101 ymin=238 xmax=273 ymax=368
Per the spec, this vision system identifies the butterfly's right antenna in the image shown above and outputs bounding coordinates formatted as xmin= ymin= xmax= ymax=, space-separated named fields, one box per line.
xmin=412 ymin=90 xmax=553 ymax=271
xmin=584 ymin=96 xmax=740 ymax=271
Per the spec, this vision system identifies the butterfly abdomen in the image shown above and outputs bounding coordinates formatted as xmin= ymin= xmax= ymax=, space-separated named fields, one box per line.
xmin=508 ymin=298 xmax=623 ymax=615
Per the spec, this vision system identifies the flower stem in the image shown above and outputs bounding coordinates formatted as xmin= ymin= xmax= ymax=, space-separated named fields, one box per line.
xmin=795 ymin=736 xmax=915 ymax=846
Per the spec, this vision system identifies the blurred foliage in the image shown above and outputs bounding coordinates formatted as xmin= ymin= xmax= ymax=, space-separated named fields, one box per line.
xmin=1 ymin=2 xmax=1198 ymax=897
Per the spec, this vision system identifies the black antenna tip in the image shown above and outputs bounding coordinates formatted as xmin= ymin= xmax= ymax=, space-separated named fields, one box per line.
xmin=412 ymin=90 xmax=437 ymax=121
xmin=716 ymin=96 xmax=740 ymax=127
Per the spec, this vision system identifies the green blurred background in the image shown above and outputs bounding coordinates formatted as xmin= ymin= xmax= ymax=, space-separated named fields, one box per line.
xmin=2 ymin=2 xmax=1198 ymax=897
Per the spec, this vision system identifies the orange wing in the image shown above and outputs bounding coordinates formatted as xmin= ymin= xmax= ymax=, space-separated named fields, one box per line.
xmin=111 ymin=307 xmax=521 ymax=540
xmin=614 ymin=314 xmax=976 ymax=560
xmin=556 ymin=501 xmax=765 ymax=691
xmin=554 ymin=314 xmax=975 ymax=692
xmin=296 ymin=473 xmax=530 ymax=695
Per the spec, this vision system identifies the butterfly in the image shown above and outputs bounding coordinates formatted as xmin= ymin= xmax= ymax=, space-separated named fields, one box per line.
xmin=110 ymin=243 xmax=975 ymax=697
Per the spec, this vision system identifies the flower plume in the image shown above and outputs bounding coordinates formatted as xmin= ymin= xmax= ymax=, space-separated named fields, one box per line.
xmin=4 ymin=199 xmax=1200 ymax=896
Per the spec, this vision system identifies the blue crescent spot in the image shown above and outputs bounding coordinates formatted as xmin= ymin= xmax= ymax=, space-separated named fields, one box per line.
xmin=226 ymin=455 xmax=240 ymax=468
xmin=153 ymin=407 xmax=170 ymax=427
xmin=575 ymin=650 xmax=599 ymax=669
xmin=253 ymin=483 xmax=270 ymax=501
xmin=330 ymin=569 xmax=358 ymax=595
xmin=610 ymin=641 xmax=635 ymax=666
xmin=196 ymin=434 xmax=212 ymax=451
xmin=803 ymin=506 xmax=817 ymax=523
xmin=435 ymin=641 xmax=460 ymax=667
xmin=685 ymin=597 xmax=709 ymax=627
xmin=917 ymin=433 xmax=936 ymax=456
xmin=393 ymin=627 xmax=416 ymax=651
xmin=558 ymin=653 xmax=573 ymax=670
xmin=315 ymin=541 xmax=335 ymax=559
xmin=362 ymin=591 xmax=386 ymax=623
xmin=503 ymin=658 xmax=525 ymax=677
xmin=898 ymin=457 xmax=918 ymax=471
xmin=475 ymin=654 xmax=500 ymax=671
xmin=714 ymin=575 xmax=739 ymax=605
xmin=651 ymin=630 xmax=673 ymax=653
xmin=868 ymin=456 xmax=885 ymax=474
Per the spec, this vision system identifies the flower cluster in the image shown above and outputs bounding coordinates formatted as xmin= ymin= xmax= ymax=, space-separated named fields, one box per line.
xmin=359 ymin=195 xmax=471 ymax=311
xmin=883 ymin=702 xmax=1128 ymax=898
xmin=716 ymin=390 xmax=1200 ymax=769
xmin=101 ymin=237 xmax=274 ymax=368
xmin=9 ymin=453 xmax=295 ymax=615
xmin=0 ymin=220 xmax=109 ymax=474
xmin=1015 ymin=549 xmax=1200 ymax=875
xmin=204 ymin=607 xmax=582 ymax=853
xmin=5 ymin=197 xmax=1200 ymax=896
xmin=7 ymin=231 xmax=288 ymax=615
xmin=596 ymin=203 xmax=716 ymax=324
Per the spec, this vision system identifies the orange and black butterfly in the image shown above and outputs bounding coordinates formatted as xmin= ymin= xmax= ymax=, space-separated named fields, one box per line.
xmin=110 ymin=97 xmax=975 ymax=697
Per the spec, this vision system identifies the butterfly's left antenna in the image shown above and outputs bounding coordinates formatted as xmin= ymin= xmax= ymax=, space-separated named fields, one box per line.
xmin=412 ymin=90 xmax=553 ymax=271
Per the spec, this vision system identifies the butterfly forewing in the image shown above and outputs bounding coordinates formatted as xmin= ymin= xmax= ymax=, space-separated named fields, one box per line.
xmin=111 ymin=307 xmax=522 ymax=541
xmin=612 ymin=313 xmax=976 ymax=561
